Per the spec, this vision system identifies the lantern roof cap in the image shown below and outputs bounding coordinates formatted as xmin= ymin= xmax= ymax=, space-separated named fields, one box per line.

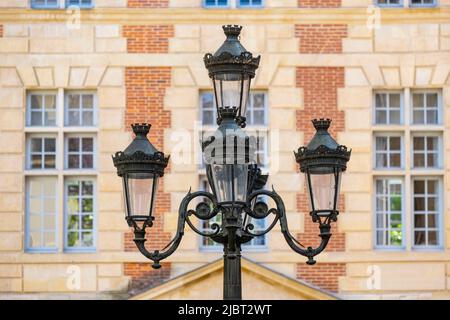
xmin=112 ymin=123 xmax=169 ymax=177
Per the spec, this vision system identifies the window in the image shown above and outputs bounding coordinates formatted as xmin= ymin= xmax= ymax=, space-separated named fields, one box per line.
xmin=412 ymin=91 xmax=440 ymax=125
xmin=65 ymin=179 xmax=95 ymax=251
xmin=238 ymin=0 xmax=263 ymax=7
xmin=66 ymin=0 xmax=93 ymax=7
xmin=27 ymin=136 xmax=57 ymax=170
xmin=27 ymin=92 xmax=57 ymax=126
xmin=26 ymin=177 xmax=58 ymax=252
xmin=375 ymin=0 xmax=402 ymax=6
xmin=25 ymin=90 xmax=97 ymax=253
xmin=374 ymin=92 xmax=402 ymax=125
xmin=374 ymin=135 xmax=402 ymax=169
xmin=413 ymin=179 xmax=441 ymax=248
xmin=410 ymin=0 xmax=436 ymax=6
xmin=412 ymin=134 xmax=440 ymax=169
xmin=204 ymin=0 xmax=229 ymax=7
xmin=65 ymin=92 xmax=96 ymax=127
xmin=31 ymin=0 xmax=59 ymax=8
xmin=65 ymin=136 xmax=95 ymax=169
xmin=375 ymin=178 xmax=403 ymax=248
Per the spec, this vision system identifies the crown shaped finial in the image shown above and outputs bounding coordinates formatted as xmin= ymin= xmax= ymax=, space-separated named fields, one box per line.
xmin=219 ymin=106 xmax=238 ymax=119
xmin=312 ymin=118 xmax=331 ymax=131
xmin=222 ymin=25 xmax=242 ymax=38
xmin=131 ymin=123 xmax=151 ymax=137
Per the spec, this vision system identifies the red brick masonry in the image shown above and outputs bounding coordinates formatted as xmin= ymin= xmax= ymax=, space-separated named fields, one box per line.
xmin=123 ymin=25 xmax=174 ymax=54
xmin=296 ymin=24 xmax=347 ymax=54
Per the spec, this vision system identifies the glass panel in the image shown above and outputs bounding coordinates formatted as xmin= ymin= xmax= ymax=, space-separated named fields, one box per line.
xmin=414 ymin=214 xmax=425 ymax=228
xmin=68 ymin=138 xmax=80 ymax=152
xmin=414 ymin=153 xmax=425 ymax=167
xmin=413 ymin=110 xmax=424 ymax=124
xmin=426 ymin=110 xmax=438 ymax=124
xmin=68 ymin=111 xmax=80 ymax=126
xmin=414 ymin=197 xmax=425 ymax=211
xmin=68 ymin=155 xmax=80 ymax=169
xmin=81 ymin=232 xmax=93 ymax=247
xmin=82 ymin=138 xmax=93 ymax=152
xmin=68 ymin=94 xmax=80 ymax=109
xmin=390 ymin=94 xmax=400 ymax=108
xmin=389 ymin=110 xmax=400 ymax=124
xmin=428 ymin=214 xmax=437 ymax=228
xmin=426 ymin=93 xmax=438 ymax=108
xmin=44 ymin=138 xmax=56 ymax=152
xmin=68 ymin=215 xmax=79 ymax=229
xmin=210 ymin=164 xmax=248 ymax=203
xmin=67 ymin=198 xmax=79 ymax=214
xmin=128 ymin=176 xmax=157 ymax=216
xmin=375 ymin=137 xmax=387 ymax=151
xmin=82 ymin=198 xmax=93 ymax=213
xmin=413 ymin=137 xmax=425 ymax=150
xmin=82 ymin=111 xmax=94 ymax=126
xmin=82 ymin=181 xmax=93 ymax=195
xmin=413 ymin=93 xmax=424 ymax=108
xmin=390 ymin=153 xmax=401 ymax=167
xmin=414 ymin=231 xmax=426 ymax=245
xmin=67 ymin=232 xmax=79 ymax=247
xmin=82 ymin=155 xmax=93 ymax=168
xmin=428 ymin=231 xmax=437 ymax=245
xmin=82 ymin=94 xmax=93 ymax=109
xmin=31 ymin=95 xmax=43 ymax=109
xmin=82 ymin=215 xmax=94 ymax=229
xmin=307 ymin=172 xmax=337 ymax=212
xmin=376 ymin=110 xmax=387 ymax=124
xmin=414 ymin=180 xmax=425 ymax=194
xmin=31 ymin=138 xmax=42 ymax=153
xmin=31 ymin=155 xmax=42 ymax=169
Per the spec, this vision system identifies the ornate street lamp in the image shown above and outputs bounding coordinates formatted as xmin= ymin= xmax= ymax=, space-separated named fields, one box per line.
xmin=112 ymin=25 xmax=351 ymax=300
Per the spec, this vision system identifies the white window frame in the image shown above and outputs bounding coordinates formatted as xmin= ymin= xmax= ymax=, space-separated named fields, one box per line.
xmin=63 ymin=177 xmax=97 ymax=252
xmin=373 ymin=133 xmax=404 ymax=170
xmin=237 ymin=0 xmax=264 ymax=8
xmin=64 ymin=91 xmax=98 ymax=128
xmin=373 ymin=90 xmax=403 ymax=125
xmin=31 ymin=0 xmax=60 ymax=9
xmin=411 ymin=177 xmax=442 ymax=250
xmin=411 ymin=132 xmax=442 ymax=170
xmin=25 ymin=176 xmax=59 ymax=252
xmin=26 ymin=91 xmax=58 ymax=127
xmin=411 ymin=89 xmax=442 ymax=126
xmin=203 ymin=0 xmax=230 ymax=8
xmin=66 ymin=0 xmax=94 ymax=8
xmin=409 ymin=0 xmax=437 ymax=7
xmin=374 ymin=0 xmax=403 ymax=7
xmin=373 ymin=177 xmax=405 ymax=250
xmin=64 ymin=134 xmax=97 ymax=170
xmin=26 ymin=134 xmax=58 ymax=170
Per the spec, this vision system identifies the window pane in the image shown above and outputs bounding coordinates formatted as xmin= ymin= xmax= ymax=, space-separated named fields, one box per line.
xmin=375 ymin=137 xmax=387 ymax=151
xmin=44 ymin=138 xmax=56 ymax=152
xmin=413 ymin=110 xmax=424 ymax=124
xmin=390 ymin=94 xmax=400 ymax=108
xmin=413 ymin=153 xmax=425 ymax=167
xmin=44 ymin=155 xmax=56 ymax=169
xmin=68 ymin=94 xmax=80 ymax=109
xmin=82 ymin=111 xmax=94 ymax=126
xmin=82 ymin=94 xmax=93 ymax=109
xmin=68 ymin=111 xmax=80 ymax=126
xmin=390 ymin=137 xmax=400 ymax=150
xmin=414 ymin=231 xmax=426 ymax=245
xmin=82 ymin=155 xmax=93 ymax=168
xmin=413 ymin=137 xmax=424 ymax=150
xmin=31 ymin=95 xmax=43 ymax=109
xmin=31 ymin=138 xmax=42 ymax=152
xmin=413 ymin=178 xmax=440 ymax=247
xmin=426 ymin=93 xmax=438 ymax=108
xmin=82 ymin=138 xmax=93 ymax=152
xmin=68 ymin=155 xmax=80 ymax=169
xmin=389 ymin=110 xmax=400 ymax=124
xmin=413 ymin=94 xmax=424 ymax=108
xmin=376 ymin=110 xmax=387 ymax=124
xmin=426 ymin=110 xmax=438 ymax=124
xmin=68 ymin=138 xmax=80 ymax=152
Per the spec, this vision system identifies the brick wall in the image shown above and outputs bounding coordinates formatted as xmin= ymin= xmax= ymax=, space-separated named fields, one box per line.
xmin=123 ymin=25 xmax=174 ymax=53
xmin=127 ymin=0 xmax=169 ymax=7
xmin=298 ymin=0 xmax=341 ymax=7
xmin=124 ymin=67 xmax=172 ymax=254
xmin=297 ymin=263 xmax=345 ymax=292
xmin=295 ymin=67 xmax=346 ymax=290
xmin=124 ymin=262 xmax=171 ymax=293
xmin=296 ymin=24 xmax=347 ymax=54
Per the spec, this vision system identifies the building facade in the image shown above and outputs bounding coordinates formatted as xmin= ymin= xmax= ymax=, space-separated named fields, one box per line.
xmin=0 ymin=0 xmax=450 ymax=299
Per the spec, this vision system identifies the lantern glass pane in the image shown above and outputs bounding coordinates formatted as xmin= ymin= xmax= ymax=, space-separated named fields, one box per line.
xmin=213 ymin=74 xmax=250 ymax=118
xmin=125 ymin=173 xmax=158 ymax=218
xmin=306 ymin=169 xmax=341 ymax=214
xmin=210 ymin=164 xmax=248 ymax=204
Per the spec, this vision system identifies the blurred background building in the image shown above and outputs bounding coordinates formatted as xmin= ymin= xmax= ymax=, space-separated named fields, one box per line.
xmin=0 ymin=0 xmax=450 ymax=299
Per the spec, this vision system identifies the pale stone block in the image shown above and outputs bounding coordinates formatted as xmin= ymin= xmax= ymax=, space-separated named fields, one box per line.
xmin=343 ymin=38 xmax=373 ymax=53
xmin=98 ymin=232 xmax=123 ymax=251
xmin=101 ymin=67 xmax=124 ymax=87
xmin=98 ymin=87 xmax=126 ymax=108
xmin=164 ymin=173 xmax=198 ymax=192
xmin=241 ymin=38 xmax=265 ymax=54
xmin=98 ymin=192 xmax=123 ymax=212
xmin=339 ymin=213 xmax=371 ymax=232
xmin=441 ymin=37 xmax=450 ymax=51
xmin=30 ymin=38 xmax=94 ymax=53
xmin=0 ymin=232 xmax=22 ymax=251
xmin=0 ymin=132 xmax=23 ymax=153
xmin=346 ymin=109 xmax=371 ymax=131
xmin=271 ymin=67 xmax=296 ymax=87
xmin=269 ymin=87 xmax=302 ymax=109
xmin=177 ymin=232 xmax=198 ymax=251
xmin=400 ymin=64 xmax=415 ymax=87
xmin=255 ymin=56 xmax=280 ymax=87
xmin=0 ymin=68 xmax=22 ymax=87
xmin=347 ymin=24 xmax=372 ymax=38
xmin=0 ymin=38 xmax=28 ymax=53
xmin=345 ymin=67 xmax=369 ymax=87
xmin=341 ymin=0 xmax=371 ymax=6
xmin=98 ymin=153 xmax=119 ymax=173
xmin=346 ymin=232 xmax=372 ymax=250
xmin=240 ymin=25 xmax=266 ymax=40
xmin=98 ymin=131 xmax=130 ymax=153
xmin=266 ymin=24 xmax=294 ymax=38
xmin=346 ymin=263 xmax=372 ymax=277
xmin=95 ymin=25 xmax=120 ymax=38
xmin=441 ymin=24 xmax=450 ymax=36
xmin=0 ymin=213 xmax=22 ymax=231
xmin=171 ymin=67 xmax=196 ymax=87
xmin=444 ymin=87 xmax=450 ymax=107
xmin=415 ymin=67 xmax=433 ymax=86
xmin=271 ymin=152 xmax=297 ymax=174
xmin=341 ymin=173 xmax=371 ymax=193
xmin=338 ymin=87 xmax=371 ymax=109
xmin=339 ymin=277 xmax=368 ymax=292
xmin=0 ymin=155 xmax=23 ymax=173
xmin=174 ymin=25 xmax=200 ymax=38
xmin=95 ymin=0 xmax=127 ymax=7
xmin=98 ymin=277 xmax=129 ymax=292
xmin=347 ymin=153 xmax=371 ymax=173
xmin=277 ymin=130 xmax=302 ymax=152
xmin=269 ymin=232 xmax=294 ymax=251
xmin=34 ymin=67 xmax=54 ymax=87
xmin=431 ymin=63 xmax=450 ymax=85
xmin=284 ymin=212 xmax=303 ymax=232
xmin=277 ymin=192 xmax=297 ymax=211
xmin=0 ymin=279 xmax=22 ymax=292
xmin=4 ymin=25 xmax=28 ymax=37
xmin=169 ymin=0 xmax=199 ymax=7
xmin=98 ymin=212 xmax=127 ymax=232
xmin=267 ymin=38 xmax=298 ymax=53
xmin=164 ymin=212 xmax=178 ymax=232
xmin=201 ymin=36 xmax=224 ymax=53
xmin=265 ymin=0 xmax=297 ymax=8
xmin=85 ymin=67 xmax=107 ymax=87
xmin=362 ymin=64 xmax=384 ymax=86
xmin=98 ymin=264 xmax=122 ymax=277
xmin=69 ymin=67 xmax=88 ymax=87
xmin=0 ymin=194 xmax=22 ymax=212
xmin=346 ymin=193 xmax=372 ymax=212
xmin=0 ymin=109 xmax=23 ymax=131
xmin=374 ymin=24 xmax=439 ymax=52
xmin=0 ymin=265 xmax=22 ymax=278
xmin=54 ymin=65 xmax=70 ymax=88
xmin=270 ymin=108 xmax=296 ymax=130
xmin=24 ymin=264 xmax=97 ymax=292
xmin=171 ymin=109 xmax=197 ymax=129
xmin=0 ymin=0 xmax=27 ymax=7
xmin=0 ymin=174 xmax=22 ymax=193
xmin=188 ymin=61 xmax=212 ymax=87
xmin=96 ymin=38 xmax=127 ymax=53
xmin=16 ymin=66 xmax=38 ymax=87
xmin=381 ymin=67 xmax=401 ymax=87
xmin=98 ymin=109 xmax=123 ymax=130
xmin=169 ymin=38 xmax=200 ymax=53
xmin=268 ymin=173 xmax=302 ymax=192
xmin=164 ymin=88 xmax=199 ymax=109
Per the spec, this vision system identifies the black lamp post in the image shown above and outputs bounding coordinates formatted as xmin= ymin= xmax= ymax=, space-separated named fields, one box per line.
xmin=112 ymin=25 xmax=351 ymax=300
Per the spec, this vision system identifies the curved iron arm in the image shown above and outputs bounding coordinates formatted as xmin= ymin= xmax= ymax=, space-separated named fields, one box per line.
xmin=246 ymin=188 xmax=332 ymax=265
xmin=132 ymin=190 xmax=221 ymax=269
